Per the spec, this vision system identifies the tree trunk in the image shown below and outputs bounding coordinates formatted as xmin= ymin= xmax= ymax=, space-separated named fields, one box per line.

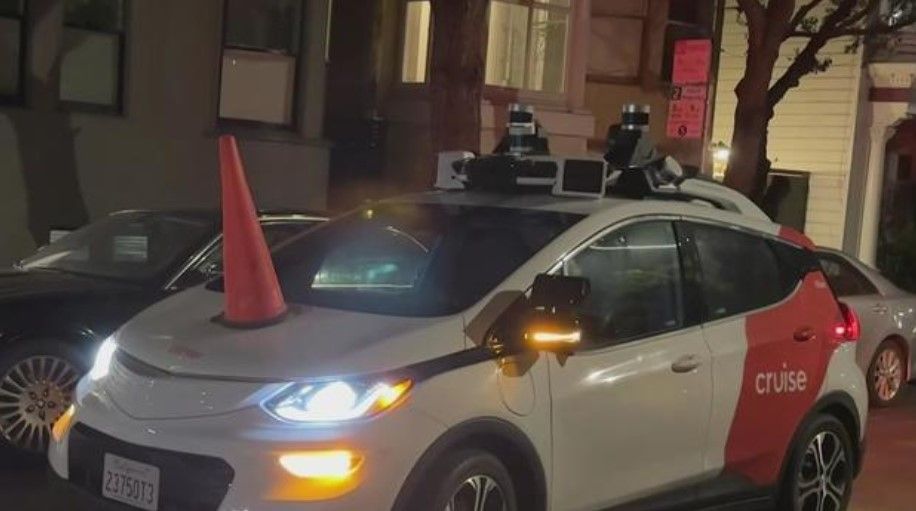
xmin=428 ymin=0 xmax=488 ymax=159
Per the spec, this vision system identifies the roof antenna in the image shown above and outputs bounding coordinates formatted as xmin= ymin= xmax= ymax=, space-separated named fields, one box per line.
xmin=216 ymin=135 xmax=288 ymax=328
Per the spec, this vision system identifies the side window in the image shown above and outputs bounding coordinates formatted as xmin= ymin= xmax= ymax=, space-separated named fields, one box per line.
xmin=563 ymin=221 xmax=685 ymax=346
xmin=817 ymin=254 xmax=878 ymax=297
xmin=691 ymin=224 xmax=785 ymax=320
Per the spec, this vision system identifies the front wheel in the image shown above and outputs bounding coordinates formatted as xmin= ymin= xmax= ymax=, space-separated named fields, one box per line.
xmin=400 ymin=449 xmax=518 ymax=511
xmin=779 ymin=415 xmax=855 ymax=511
xmin=0 ymin=340 xmax=87 ymax=455
xmin=867 ymin=340 xmax=906 ymax=407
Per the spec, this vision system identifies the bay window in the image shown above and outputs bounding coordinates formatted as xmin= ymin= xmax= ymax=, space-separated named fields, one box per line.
xmin=219 ymin=0 xmax=304 ymax=126
xmin=398 ymin=0 xmax=572 ymax=95
xmin=60 ymin=0 xmax=127 ymax=111
xmin=0 ymin=0 xmax=23 ymax=101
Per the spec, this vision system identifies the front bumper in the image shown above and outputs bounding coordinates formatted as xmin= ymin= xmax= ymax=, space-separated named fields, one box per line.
xmin=48 ymin=391 xmax=447 ymax=511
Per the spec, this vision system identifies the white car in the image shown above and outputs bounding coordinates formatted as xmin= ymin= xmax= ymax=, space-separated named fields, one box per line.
xmin=816 ymin=247 xmax=916 ymax=407
xmin=48 ymin=142 xmax=867 ymax=511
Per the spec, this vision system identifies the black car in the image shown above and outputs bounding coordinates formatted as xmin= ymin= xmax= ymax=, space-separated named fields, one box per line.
xmin=0 ymin=210 xmax=325 ymax=455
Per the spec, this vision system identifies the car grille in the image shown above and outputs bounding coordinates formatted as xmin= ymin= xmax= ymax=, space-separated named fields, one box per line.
xmin=67 ymin=424 xmax=235 ymax=511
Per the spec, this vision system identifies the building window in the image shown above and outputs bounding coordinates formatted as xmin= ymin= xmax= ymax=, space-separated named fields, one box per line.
xmin=401 ymin=0 xmax=431 ymax=83
xmin=219 ymin=0 xmax=304 ymax=126
xmin=398 ymin=0 xmax=571 ymax=94
xmin=60 ymin=0 xmax=127 ymax=111
xmin=485 ymin=0 xmax=570 ymax=93
xmin=0 ymin=0 xmax=24 ymax=101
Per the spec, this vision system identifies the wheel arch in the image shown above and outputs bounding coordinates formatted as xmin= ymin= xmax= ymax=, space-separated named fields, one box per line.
xmin=391 ymin=417 xmax=547 ymax=511
xmin=779 ymin=391 xmax=864 ymax=484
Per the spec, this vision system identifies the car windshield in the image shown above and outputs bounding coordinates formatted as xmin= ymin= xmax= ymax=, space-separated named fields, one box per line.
xmin=21 ymin=212 xmax=217 ymax=283
xmin=236 ymin=203 xmax=584 ymax=317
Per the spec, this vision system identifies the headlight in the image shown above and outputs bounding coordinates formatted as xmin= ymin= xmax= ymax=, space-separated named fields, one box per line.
xmin=264 ymin=379 xmax=412 ymax=423
xmin=88 ymin=338 xmax=118 ymax=381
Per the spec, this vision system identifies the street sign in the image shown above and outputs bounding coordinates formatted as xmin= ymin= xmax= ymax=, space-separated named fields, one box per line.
xmin=672 ymin=39 xmax=712 ymax=85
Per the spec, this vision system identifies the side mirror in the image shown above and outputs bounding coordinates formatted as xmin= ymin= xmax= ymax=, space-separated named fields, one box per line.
xmin=524 ymin=274 xmax=589 ymax=354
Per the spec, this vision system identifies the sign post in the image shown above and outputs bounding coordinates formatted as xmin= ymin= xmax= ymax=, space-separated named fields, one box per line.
xmin=666 ymin=39 xmax=713 ymax=141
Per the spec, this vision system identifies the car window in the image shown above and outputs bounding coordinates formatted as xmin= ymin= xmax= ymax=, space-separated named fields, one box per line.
xmin=817 ymin=253 xmax=878 ymax=297
xmin=563 ymin=221 xmax=685 ymax=346
xmin=21 ymin=212 xmax=216 ymax=283
xmin=691 ymin=224 xmax=785 ymax=320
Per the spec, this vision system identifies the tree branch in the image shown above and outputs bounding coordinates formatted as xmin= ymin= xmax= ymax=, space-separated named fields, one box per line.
xmin=736 ymin=0 xmax=767 ymax=47
xmin=768 ymin=0 xmax=859 ymax=107
xmin=790 ymin=0 xmax=826 ymax=29
xmin=837 ymin=0 xmax=879 ymax=29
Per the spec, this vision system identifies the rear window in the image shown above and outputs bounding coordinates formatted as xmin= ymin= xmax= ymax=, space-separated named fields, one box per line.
xmin=817 ymin=253 xmax=878 ymax=297
xmin=221 ymin=203 xmax=584 ymax=317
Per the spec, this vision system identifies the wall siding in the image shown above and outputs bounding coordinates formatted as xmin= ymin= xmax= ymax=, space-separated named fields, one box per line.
xmin=712 ymin=0 xmax=862 ymax=249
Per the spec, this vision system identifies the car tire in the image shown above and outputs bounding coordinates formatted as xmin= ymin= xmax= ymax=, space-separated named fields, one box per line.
xmin=396 ymin=448 xmax=518 ymax=511
xmin=778 ymin=414 xmax=855 ymax=511
xmin=0 ymin=339 xmax=88 ymax=458
xmin=867 ymin=340 xmax=906 ymax=408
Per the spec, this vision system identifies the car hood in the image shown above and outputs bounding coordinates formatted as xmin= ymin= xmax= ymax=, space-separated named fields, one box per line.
xmin=103 ymin=287 xmax=466 ymax=420
xmin=114 ymin=286 xmax=466 ymax=382
xmin=0 ymin=268 xmax=132 ymax=302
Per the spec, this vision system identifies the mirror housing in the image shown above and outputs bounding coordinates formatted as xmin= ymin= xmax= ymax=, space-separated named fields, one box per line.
xmin=524 ymin=275 xmax=589 ymax=354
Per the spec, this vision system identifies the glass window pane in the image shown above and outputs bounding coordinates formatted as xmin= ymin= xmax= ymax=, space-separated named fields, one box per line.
xmin=225 ymin=0 xmax=302 ymax=54
xmin=220 ymin=48 xmax=296 ymax=124
xmin=564 ymin=222 xmax=684 ymax=345
xmin=0 ymin=0 xmax=22 ymax=17
xmin=527 ymin=8 xmax=568 ymax=93
xmin=65 ymin=0 xmax=124 ymax=31
xmin=539 ymin=0 xmax=571 ymax=7
xmin=485 ymin=2 xmax=529 ymax=89
xmin=818 ymin=255 xmax=878 ymax=297
xmin=60 ymin=28 xmax=120 ymax=106
xmin=0 ymin=17 xmax=20 ymax=96
xmin=692 ymin=225 xmax=784 ymax=319
xmin=401 ymin=1 xmax=431 ymax=83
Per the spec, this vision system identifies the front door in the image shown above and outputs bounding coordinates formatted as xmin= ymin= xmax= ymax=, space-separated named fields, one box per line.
xmin=549 ymin=220 xmax=712 ymax=510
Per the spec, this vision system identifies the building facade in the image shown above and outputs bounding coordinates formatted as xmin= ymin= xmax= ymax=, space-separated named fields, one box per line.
xmin=325 ymin=0 xmax=719 ymax=208
xmin=0 ymin=0 xmax=332 ymax=266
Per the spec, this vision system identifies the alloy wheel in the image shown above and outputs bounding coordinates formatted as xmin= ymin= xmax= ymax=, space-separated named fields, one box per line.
xmin=796 ymin=430 xmax=850 ymax=511
xmin=0 ymin=356 xmax=80 ymax=452
xmin=445 ymin=474 xmax=507 ymax=511
xmin=873 ymin=347 xmax=903 ymax=403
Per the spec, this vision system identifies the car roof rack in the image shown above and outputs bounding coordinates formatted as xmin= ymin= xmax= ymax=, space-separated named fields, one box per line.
xmin=434 ymin=103 xmax=770 ymax=222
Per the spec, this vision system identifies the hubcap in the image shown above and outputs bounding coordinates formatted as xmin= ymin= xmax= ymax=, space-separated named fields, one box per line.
xmin=796 ymin=431 xmax=849 ymax=511
xmin=874 ymin=348 xmax=903 ymax=402
xmin=445 ymin=475 xmax=507 ymax=511
xmin=0 ymin=356 xmax=80 ymax=452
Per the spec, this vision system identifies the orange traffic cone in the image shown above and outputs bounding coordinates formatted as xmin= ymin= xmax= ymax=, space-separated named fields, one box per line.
xmin=217 ymin=135 xmax=288 ymax=327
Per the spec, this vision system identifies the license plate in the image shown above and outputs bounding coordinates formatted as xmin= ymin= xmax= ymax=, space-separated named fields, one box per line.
xmin=102 ymin=453 xmax=160 ymax=511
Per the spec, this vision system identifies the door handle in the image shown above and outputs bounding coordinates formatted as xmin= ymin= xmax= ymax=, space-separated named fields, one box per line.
xmin=671 ymin=354 xmax=702 ymax=374
xmin=794 ymin=327 xmax=816 ymax=342
xmin=873 ymin=304 xmax=889 ymax=315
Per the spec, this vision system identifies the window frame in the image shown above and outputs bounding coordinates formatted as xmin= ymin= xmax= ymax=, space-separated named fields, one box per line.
xmin=547 ymin=215 xmax=696 ymax=351
xmin=216 ymin=0 xmax=307 ymax=130
xmin=58 ymin=0 xmax=130 ymax=115
xmin=394 ymin=0 xmax=575 ymax=103
xmin=0 ymin=0 xmax=28 ymax=105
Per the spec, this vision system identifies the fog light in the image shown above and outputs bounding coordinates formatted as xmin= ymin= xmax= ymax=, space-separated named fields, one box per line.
xmin=278 ymin=450 xmax=361 ymax=480
xmin=51 ymin=405 xmax=76 ymax=443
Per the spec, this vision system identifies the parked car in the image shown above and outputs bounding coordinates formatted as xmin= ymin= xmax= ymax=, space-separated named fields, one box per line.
xmin=816 ymin=247 xmax=916 ymax=407
xmin=49 ymin=155 xmax=867 ymax=511
xmin=0 ymin=210 xmax=325 ymax=454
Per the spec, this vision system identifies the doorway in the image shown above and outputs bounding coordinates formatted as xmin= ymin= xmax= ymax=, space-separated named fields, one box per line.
xmin=877 ymin=119 xmax=916 ymax=291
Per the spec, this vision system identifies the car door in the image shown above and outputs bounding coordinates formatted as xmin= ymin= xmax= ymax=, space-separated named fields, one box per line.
xmin=687 ymin=222 xmax=837 ymax=490
xmin=548 ymin=219 xmax=712 ymax=511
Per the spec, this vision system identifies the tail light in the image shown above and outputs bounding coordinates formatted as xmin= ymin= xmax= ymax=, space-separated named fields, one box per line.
xmin=834 ymin=302 xmax=860 ymax=342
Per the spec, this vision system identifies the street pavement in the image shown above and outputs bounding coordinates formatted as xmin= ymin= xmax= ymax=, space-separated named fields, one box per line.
xmin=0 ymin=384 xmax=914 ymax=510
